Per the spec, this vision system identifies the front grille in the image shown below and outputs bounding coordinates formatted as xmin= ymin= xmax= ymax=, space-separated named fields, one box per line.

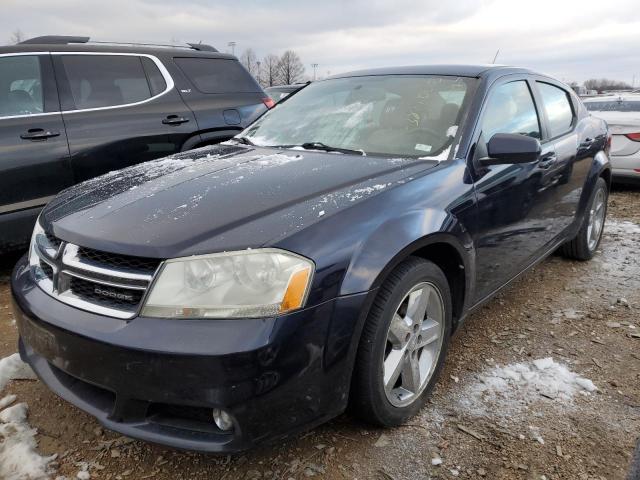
xmin=30 ymin=231 xmax=162 ymax=319
xmin=77 ymin=247 xmax=159 ymax=275
xmin=45 ymin=232 xmax=62 ymax=251
xmin=69 ymin=276 xmax=144 ymax=311
xmin=39 ymin=260 xmax=54 ymax=281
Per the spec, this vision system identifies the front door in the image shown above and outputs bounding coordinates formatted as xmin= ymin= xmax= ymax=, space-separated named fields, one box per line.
xmin=0 ymin=53 xmax=72 ymax=249
xmin=471 ymin=78 xmax=561 ymax=302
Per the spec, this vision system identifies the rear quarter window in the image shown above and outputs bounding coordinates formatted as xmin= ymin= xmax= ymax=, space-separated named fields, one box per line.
xmin=174 ymin=57 xmax=261 ymax=94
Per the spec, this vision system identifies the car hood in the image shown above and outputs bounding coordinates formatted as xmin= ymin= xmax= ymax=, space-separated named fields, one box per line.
xmin=41 ymin=144 xmax=439 ymax=258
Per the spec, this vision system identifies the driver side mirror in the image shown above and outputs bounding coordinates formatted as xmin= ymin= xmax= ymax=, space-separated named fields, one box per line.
xmin=480 ymin=133 xmax=541 ymax=166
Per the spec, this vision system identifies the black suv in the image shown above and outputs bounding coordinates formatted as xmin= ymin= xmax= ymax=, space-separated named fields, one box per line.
xmin=0 ymin=35 xmax=270 ymax=251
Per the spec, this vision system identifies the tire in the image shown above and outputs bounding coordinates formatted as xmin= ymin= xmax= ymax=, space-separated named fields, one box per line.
xmin=350 ymin=257 xmax=452 ymax=426
xmin=560 ymin=177 xmax=608 ymax=261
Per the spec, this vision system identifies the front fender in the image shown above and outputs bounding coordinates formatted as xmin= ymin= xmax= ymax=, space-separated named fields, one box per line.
xmin=340 ymin=207 xmax=476 ymax=306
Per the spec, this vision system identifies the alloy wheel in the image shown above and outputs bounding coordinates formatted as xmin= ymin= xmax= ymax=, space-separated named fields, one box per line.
xmin=382 ymin=282 xmax=445 ymax=407
xmin=587 ymin=187 xmax=606 ymax=251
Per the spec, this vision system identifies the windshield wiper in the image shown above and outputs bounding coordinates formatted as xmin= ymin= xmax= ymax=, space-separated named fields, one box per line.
xmin=233 ymin=136 xmax=255 ymax=146
xmin=299 ymin=142 xmax=366 ymax=156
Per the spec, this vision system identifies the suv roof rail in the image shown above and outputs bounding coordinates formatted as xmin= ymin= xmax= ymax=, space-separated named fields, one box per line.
xmin=19 ymin=36 xmax=218 ymax=52
xmin=20 ymin=35 xmax=90 ymax=45
xmin=186 ymin=43 xmax=218 ymax=52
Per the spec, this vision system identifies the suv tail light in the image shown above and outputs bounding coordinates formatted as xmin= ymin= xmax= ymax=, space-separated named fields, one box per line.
xmin=262 ymin=97 xmax=276 ymax=109
xmin=624 ymin=132 xmax=640 ymax=141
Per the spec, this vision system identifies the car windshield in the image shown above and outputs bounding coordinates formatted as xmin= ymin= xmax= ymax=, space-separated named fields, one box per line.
xmin=240 ymin=75 xmax=476 ymax=158
xmin=584 ymin=100 xmax=640 ymax=112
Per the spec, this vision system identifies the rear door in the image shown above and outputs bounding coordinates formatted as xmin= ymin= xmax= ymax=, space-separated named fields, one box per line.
xmin=532 ymin=80 xmax=588 ymax=237
xmin=52 ymin=52 xmax=197 ymax=183
xmin=172 ymin=57 xmax=267 ymax=142
xmin=0 ymin=53 xmax=72 ymax=248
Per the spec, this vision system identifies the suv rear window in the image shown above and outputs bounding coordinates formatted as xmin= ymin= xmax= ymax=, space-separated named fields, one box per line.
xmin=61 ymin=55 xmax=153 ymax=109
xmin=585 ymin=100 xmax=640 ymax=112
xmin=174 ymin=57 xmax=260 ymax=94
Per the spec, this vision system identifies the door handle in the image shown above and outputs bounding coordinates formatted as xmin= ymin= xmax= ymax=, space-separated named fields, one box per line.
xmin=20 ymin=128 xmax=60 ymax=141
xmin=162 ymin=115 xmax=190 ymax=126
xmin=538 ymin=153 xmax=557 ymax=169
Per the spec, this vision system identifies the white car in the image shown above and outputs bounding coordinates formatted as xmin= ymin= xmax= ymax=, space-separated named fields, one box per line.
xmin=583 ymin=93 xmax=640 ymax=183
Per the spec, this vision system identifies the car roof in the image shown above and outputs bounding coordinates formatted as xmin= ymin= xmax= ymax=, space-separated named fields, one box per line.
xmin=327 ymin=64 xmax=537 ymax=79
xmin=0 ymin=42 xmax=236 ymax=60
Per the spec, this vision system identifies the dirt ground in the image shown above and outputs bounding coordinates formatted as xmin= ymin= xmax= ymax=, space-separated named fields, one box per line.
xmin=1 ymin=186 xmax=639 ymax=480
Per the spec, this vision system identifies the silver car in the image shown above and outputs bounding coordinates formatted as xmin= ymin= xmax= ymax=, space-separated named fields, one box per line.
xmin=583 ymin=93 xmax=640 ymax=183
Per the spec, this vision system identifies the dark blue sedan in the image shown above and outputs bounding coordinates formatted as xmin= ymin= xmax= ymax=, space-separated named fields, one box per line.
xmin=12 ymin=65 xmax=611 ymax=452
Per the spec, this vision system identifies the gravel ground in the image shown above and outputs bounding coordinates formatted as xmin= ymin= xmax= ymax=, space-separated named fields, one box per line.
xmin=1 ymin=186 xmax=639 ymax=480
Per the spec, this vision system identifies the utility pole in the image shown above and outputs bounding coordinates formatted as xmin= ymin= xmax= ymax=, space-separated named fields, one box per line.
xmin=227 ymin=41 xmax=236 ymax=56
xmin=311 ymin=63 xmax=318 ymax=81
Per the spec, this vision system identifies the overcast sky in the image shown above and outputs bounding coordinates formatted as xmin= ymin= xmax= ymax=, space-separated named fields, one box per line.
xmin=3 ymin=0 xmax=639 ymax=84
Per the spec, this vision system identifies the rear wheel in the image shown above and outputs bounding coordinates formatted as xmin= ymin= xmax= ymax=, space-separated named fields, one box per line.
xmin=560 ymin=177 xmax=608 ymax=260
xmin=350 ymin=257 xmax=452 ymax=426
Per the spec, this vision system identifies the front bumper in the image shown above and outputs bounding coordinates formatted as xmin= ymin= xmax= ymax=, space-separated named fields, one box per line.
xmin=12 ymin=256 xmax=371 ymax=452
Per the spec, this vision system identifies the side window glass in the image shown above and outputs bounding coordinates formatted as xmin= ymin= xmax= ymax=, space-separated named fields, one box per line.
xmin=174 ymin=57 xmax=261 ymax=94
xmin=141 ymin=57 xmax=167 ymax=96
xmin=537 ymin=82 xmax=574 ymax=137
xmin=0 ymin=55 xmax=44 ymax=117
xmin=61 ymin=55 xmax=152 ymax=109
xmin=481 ymin=81 xmax=541 ymax=141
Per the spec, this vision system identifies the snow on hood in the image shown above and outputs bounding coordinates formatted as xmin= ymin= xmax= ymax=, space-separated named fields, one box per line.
xmin=41 ymin=144 xmax=438 ymax=257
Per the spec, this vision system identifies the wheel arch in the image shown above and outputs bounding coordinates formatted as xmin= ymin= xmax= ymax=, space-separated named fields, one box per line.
xmin=339 ymin=209 xmax=475 ymax=332
xmin=368 ymin=233 xmax=471 ymax=331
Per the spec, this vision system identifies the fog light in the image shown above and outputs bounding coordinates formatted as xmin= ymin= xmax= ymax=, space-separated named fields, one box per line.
xmin=212 ymin=408 xmax=234 ymax=431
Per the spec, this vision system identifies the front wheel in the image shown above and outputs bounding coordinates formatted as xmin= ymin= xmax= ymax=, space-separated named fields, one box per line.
xmin=560 ymin=176 xmax=608 ymax=261
xmin=350 ymin=257 xmax=452 ymax=426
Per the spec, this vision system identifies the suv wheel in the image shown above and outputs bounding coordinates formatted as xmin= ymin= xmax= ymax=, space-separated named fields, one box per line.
xmin=560 ymin=177 xmax=608 ymax=261
xmin=351 ymin=257 xmax=452 ymax=426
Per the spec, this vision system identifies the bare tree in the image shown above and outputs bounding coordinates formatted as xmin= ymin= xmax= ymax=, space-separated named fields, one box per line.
xmin=278 ymin=50 xmax=305 ymax=85
xmin=9 ymin=29 xmax=25 ymax=45
xmin=261 ymin=54 xmax=281 ymax=87
xmin=584 ymin=78 xmax=632 ymax=93
xmin=239 ymin=48 xmax=259 ymax=77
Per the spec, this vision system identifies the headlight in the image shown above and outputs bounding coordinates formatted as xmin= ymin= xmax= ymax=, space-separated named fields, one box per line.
xmin=29 ymin=217 xmax=57 ymax=282
xmin=141 ymin=249 xmax=314 ymax=319
xmin=28 ymin=219 xmax=45 ymax=267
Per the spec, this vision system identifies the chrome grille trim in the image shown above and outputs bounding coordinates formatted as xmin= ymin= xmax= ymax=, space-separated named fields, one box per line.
xmin=62 ymin=244 xmax=155 ymax=282
xmin=61 ymin=270 xmax=149 ymax=291
xmin=30 ymin=233 xmax=162 ymax=320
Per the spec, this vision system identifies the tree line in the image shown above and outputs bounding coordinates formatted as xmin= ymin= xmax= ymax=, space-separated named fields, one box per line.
xmin=570 ymin=78 xmax=635 ymax=93
xmin=238 ymin=49 xmax=307 ymax=87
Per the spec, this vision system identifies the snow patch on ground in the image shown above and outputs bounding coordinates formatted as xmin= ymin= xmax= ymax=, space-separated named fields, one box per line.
xmin=0 ymin=353 xmax=37 ymax=392
xmin=0 ymin=400 xmax=57 ymax=480
xmin=457 ymin=357 xmax=597 ymax=417
xmin=605 ymin=220 xmax=640 ymax=235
